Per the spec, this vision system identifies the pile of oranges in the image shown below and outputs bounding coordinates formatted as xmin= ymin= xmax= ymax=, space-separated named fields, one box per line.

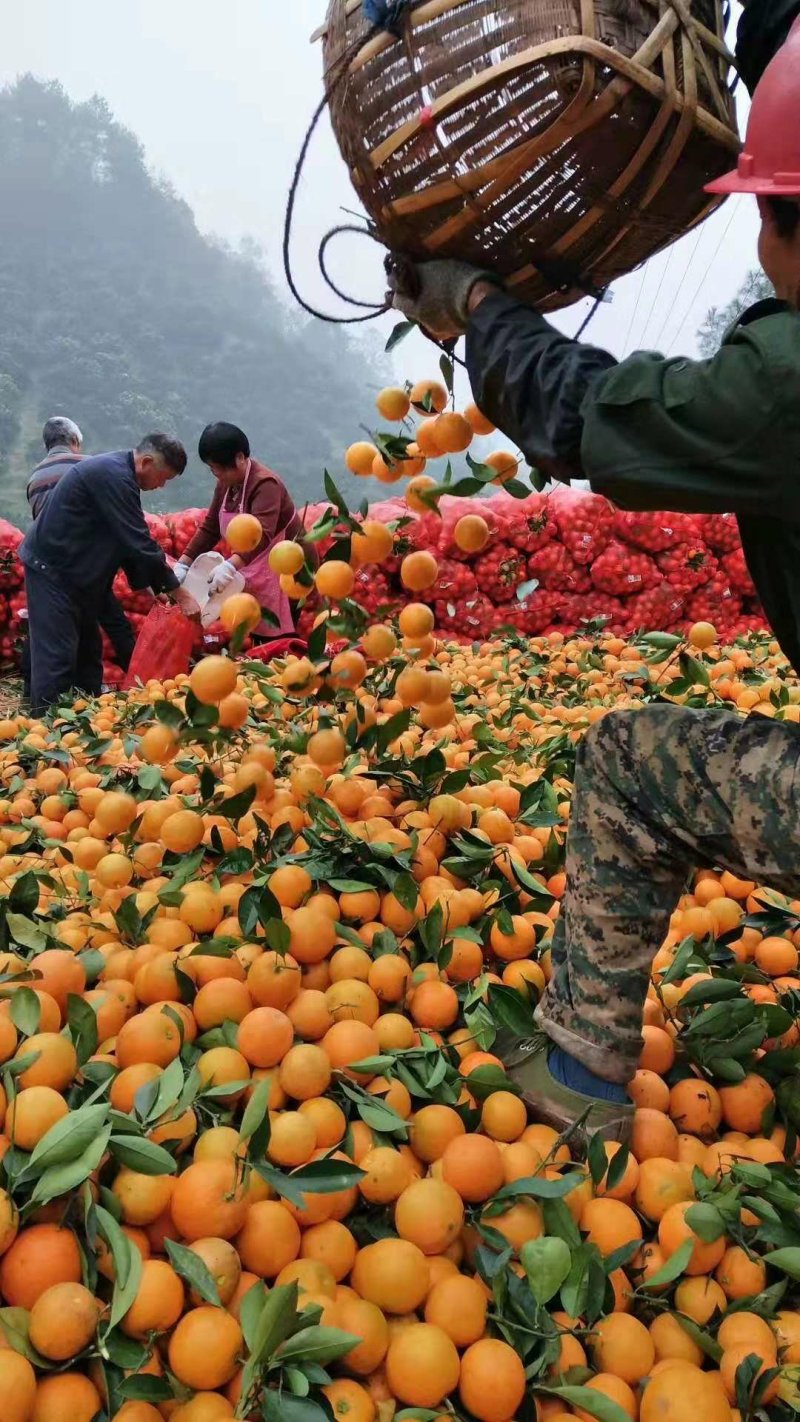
xmin=0 ymin=592 xmax=797 ymax=1422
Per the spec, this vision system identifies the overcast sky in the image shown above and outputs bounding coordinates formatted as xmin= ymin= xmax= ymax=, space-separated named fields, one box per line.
xmin=4 ymin=0 xmax=755 ymax=384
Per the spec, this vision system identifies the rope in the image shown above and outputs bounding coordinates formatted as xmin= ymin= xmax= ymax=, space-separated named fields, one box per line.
xmin=282 ymin=25 xmax=392 ymax=325
xmin=574 ymin=295 xmax=605 ymax=340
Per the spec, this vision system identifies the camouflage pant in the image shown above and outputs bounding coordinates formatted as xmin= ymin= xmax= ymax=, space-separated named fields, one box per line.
xmin=534 ymin=705 xmax=800 ymax=1083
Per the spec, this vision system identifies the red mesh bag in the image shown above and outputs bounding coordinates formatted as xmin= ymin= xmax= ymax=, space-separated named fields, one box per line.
xmin=613 ymin=509 xmax=697 ymax=553
xmin=528 ymin=543 xmax=592 ymax=593
xmin=591 ymin=540 xmax=662 ymax=597
xmin=123 ymin=604 xmax=195 ymax=689
xmin=244 ymin=637 xmax=309 ymax=663
xmin=698 ymin=513 xmax=740 ymax=554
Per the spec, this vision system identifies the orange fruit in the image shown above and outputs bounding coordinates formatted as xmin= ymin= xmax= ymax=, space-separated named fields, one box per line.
xmin=424 ymin=1273 xmax=488 ymax=1347
xmin=235 ymin=1200 xmax=301 ymax=1278
xmin=0 ymin=1222 xmax=81 ymax=1308
xmin=394 ymin=1177 xmax=464 ymax=1256
xmin=351 ymin=1238 xmax=430 ymax=1313
xmin=323 ymin=1378 xmax=376 ymax=1422
xmin=6 ymin=1085 xmax=68 ymax=1150
xmin=168 ymin=1306 xmax=243 ymax=1391
xmin=0 ymin=1350 xmax=37 ymax=1422
xmin=335 ymin=1296 xmax=390 ymax=1375
xmin=658 ymin=1201 xmax=727 ymax=1275
xmin=170 ymin=1160 xmax=249 ymax=1242
xmin=634 ymin=1157 xmax=695 ymax=1222
xmin=441 ymin=1133 xmax=505 ymax=1202
xmin=718 ymin=1074 xmax=775 ymax=1133
xmin=17 ymin=1032 xmax=77 ymax=1091
xmin=458 ymin=1337 xmax=527 ymax=1422
xmin=580 ymin=1197 xmax=643 ymax=1256
xmin=121 ymin=1259 xmax=185 ymax=1338
xmin=591 ymin=1312 xmax=656 ymax=1385
xmin=640 ymin=1364 xmax=732 ymax=1422
xmin=190 ymin=655 xmax=238 ymax=705
xmin=29 ymin=1281 xmax=100 ymax=1361
xmin=226 ymin=513 xmax=262 ymax=553
xmin=30 ymin=1372 xmax=102 ymax=1422
xmin=385 ymin=1322 xmax=460 ymax=1408
xmin=481 ymin=1090 xmax=527 ymax=1143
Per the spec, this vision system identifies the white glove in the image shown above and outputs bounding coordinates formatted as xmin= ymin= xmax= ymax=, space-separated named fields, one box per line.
xmin=208 ymin=559 xmax=239 ymax=595
xmin=172 ymin=562 xmax=189 ymax=585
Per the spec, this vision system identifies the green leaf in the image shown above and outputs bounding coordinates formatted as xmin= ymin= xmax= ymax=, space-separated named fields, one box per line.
xmin=101 ymin=1327 xmax=151 ymax=1370
xmin=640 ymin=1240 xmax=695 ymax=1289
xmin=587 ymin=1133 xmax=608 ymax=1189
xmin=488 ymin=983 xmax=536 ymax=1037
xmin=674 ymin=1312 xmax=722 ymax=1361
xmin=66 ymin=993 xmax=99 ymax=1066
xmin=680 ymin=979 xmax=744 ymax=1007
xmin=263 ymin=1395 xmax=334 ymax=1422
xmin=217 ymin=784 xmax=257 ymax=824
xmin=679 ymin=650 xmax=710 ymax=688
xmin=29 ymin=1124 xmax=112 ymax=1207
xmin=262 ymin=1159 xmax=365 ymax=1207
xmin=239 ymin=1279 xmax=269 ymax=1352
xmin=5 ymin=914 xmax=47 ymax=953
xmin=26 ymin=1102 xmax=110 ymax=1174
xmin=9 ymin=872 xmax=40 ymax=916
xmin=763 ymin=1248 xmax=800 ymax=1280
xmin=392 ymin=872 xmax=419 ymax=913
xmin=385 ymin=319 xmax=415 ymax=352
xmin=685 ymin=1202 xmax=727 ymax=1242
xmin=239 ymin=1074 xmax=272 ymax=1146
xmin=278 ymin=1325 xmax=362 ymax=1366
xmin=540 ymin=1384 xmax=632 ymax=1422
xmin=0 ymin=1307 xmax=50 ymax=1367
xmin=108 ymin=1136 xmax=177 ymax=1176
xmin=521 ymin=1236 xmax=573 ymax=1304
xmin=9 ymin=988 xmax=41 ymax=1037
xmin=560 ymin=1243 xmax=595 ymax=1318
xmin=249 ymin=1281 xmax=299 ymax=1367
xmin=117 ymin=1374 xmax=173 ymax=1403
xmin=165 ymin=1238 xmax=221 ymax=1306
xmin=98 ymin=1206 xmax=144 ymax=1330
xmin=492 ymin=1172 xmax=585 ymax=1202
xmin=605 ymin=1145 xmax=632 ymax=1196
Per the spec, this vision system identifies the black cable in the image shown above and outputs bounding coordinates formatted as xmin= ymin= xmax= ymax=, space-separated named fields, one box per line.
xmin=282 ymin=26 xmax=391 ymax=325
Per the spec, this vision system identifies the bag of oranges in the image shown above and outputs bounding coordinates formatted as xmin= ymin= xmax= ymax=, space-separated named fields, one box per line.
xmin=122 ymin=602 xmax=195 ymax=689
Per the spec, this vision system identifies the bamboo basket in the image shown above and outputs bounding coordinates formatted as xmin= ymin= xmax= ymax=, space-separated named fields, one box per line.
xmin=317 ymin=0 xmax=740 ymax=310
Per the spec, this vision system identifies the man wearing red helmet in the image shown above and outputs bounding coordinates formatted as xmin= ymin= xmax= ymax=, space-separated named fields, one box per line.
xmin=389 ymin=22 xmax=800 ymax=1144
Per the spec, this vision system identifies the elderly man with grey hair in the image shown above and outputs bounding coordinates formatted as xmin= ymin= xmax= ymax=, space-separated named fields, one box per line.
xmin=22 ymin=416 xmax=137 ymax=699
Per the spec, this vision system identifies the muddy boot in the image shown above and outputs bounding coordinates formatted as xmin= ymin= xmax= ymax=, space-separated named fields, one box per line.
xmin=496 ymin=1031 xmax=634 ymax=1152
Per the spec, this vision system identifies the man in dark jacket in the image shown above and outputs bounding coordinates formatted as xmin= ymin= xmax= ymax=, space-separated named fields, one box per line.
xmin=21 ymin=433 xmax=199 ymax=713
xmin=23 ymin=417 xmax=136 ymax=688
xmin=387 ymin=22 xmax=800 ymax=1142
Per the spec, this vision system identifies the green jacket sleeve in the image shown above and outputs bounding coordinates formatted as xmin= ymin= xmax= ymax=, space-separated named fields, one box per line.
xmin=582 ymin=308 xmax=800 ymax=520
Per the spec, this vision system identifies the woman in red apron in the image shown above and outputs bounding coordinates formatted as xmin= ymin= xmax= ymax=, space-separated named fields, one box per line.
xmin=175 ymin=422 xmax=303 ymax=640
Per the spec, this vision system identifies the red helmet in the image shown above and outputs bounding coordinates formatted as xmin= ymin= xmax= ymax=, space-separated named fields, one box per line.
xmin=707 ymin=16 xmax=800 ymax=196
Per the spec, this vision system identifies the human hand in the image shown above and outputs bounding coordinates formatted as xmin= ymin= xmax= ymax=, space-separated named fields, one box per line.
xmin=172 ymin=561 xmax=189 ymax=586
xmin=385 ymin=253 xmax=502 ymax=339
xmin=174 ymin=586 xmax=202 ymax=621
xmin=208 ymin=559 xmax=239 ymax=595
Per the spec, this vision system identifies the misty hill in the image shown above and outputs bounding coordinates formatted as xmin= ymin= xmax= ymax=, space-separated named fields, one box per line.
xmin=0 ymin=76 xmax=391 ymax=525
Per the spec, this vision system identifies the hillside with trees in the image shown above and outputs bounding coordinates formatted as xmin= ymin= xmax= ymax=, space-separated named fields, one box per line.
xmin=0 ymin=76 xmax=390 ymax=525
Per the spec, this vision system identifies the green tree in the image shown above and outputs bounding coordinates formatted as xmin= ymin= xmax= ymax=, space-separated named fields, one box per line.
xmin=0 ymin=76 xmax=391 ymax=525
xmin=696 ymin=269 xmax=773 ymax=356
